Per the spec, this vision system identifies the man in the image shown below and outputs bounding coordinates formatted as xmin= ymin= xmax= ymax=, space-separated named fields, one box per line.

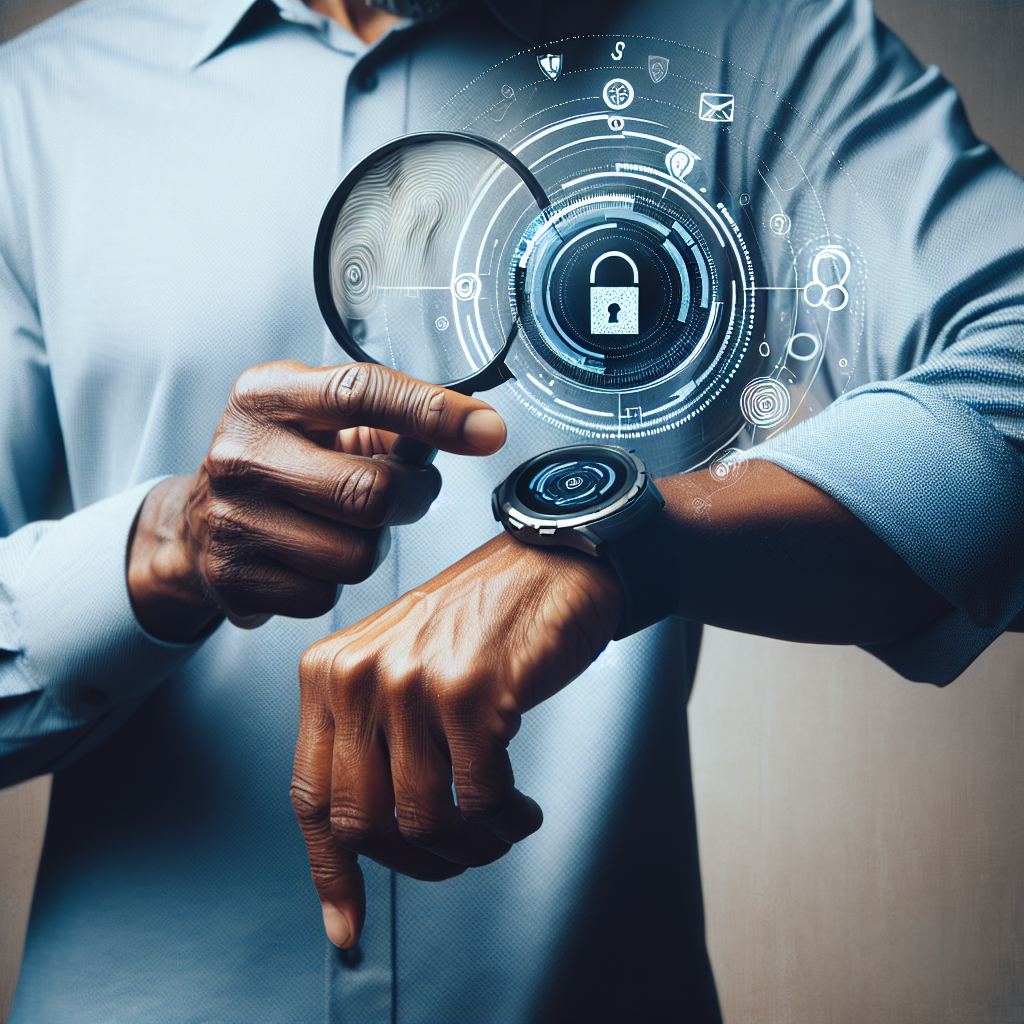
xmin=1 ymin=0 xmax=1022 ymax=1022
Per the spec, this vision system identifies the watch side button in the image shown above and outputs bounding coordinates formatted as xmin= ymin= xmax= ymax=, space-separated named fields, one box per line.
xmin=538 ymin=527 xmax=556 ymax=535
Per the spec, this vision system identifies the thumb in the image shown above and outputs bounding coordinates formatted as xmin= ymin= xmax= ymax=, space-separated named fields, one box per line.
xmin=290 ymin=363 xmax=508 ymax=456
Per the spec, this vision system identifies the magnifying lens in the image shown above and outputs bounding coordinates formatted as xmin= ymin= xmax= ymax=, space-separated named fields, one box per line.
xmin=313 ymin=131 xmax=551 ymax=465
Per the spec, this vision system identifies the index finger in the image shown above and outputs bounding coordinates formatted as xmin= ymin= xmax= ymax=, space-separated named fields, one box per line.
xmin=232 ymin=361 xmax=507 ymax=455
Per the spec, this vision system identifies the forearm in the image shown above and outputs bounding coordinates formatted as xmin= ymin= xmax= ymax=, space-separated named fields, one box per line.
xmin=659 ymin=460 xmax=951 ymax=646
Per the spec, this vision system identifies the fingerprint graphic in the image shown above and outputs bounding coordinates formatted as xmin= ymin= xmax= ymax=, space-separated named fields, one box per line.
xmin=740 ymin=377 xmax=791 ymax=427
xmin=709 ymin=448 xmax=746 ymax=483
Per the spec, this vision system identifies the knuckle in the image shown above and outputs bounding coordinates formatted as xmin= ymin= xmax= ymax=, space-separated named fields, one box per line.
xmin=204 ymin=499 xmax=249 ymax=546
xmin=309 ymin=860 xmax=347 ymax=893
xmin=395 ymin=807 xmax=449 ymax=849
xmin=330 ymin=363 xmax=448 ymax=438
xmin=327 ymin=363 xmax=374 ymax=419
xmin=299 ymin=641 xmax=332 ymax=685
xmin=203 ymin=560 xmax=276 ymax=616
xmin=327 ymin=652 xmax=362 ymax=684
xmin=229 ymin=365 xmax=265 ymax=410
xmin=455 ymin=787 xmax=504 ymax=823
xmin=329 ymin=461 xmax=393 ymax=526
xmin=410 ymin=384 xmax=448 ymax=437
xmin=381 ymin=662 xmax=422 ymax=702
xmin=229 ymin=361 xmax=302 ymax=414
xmin=329 ymin=807 xmax=385 ymax=852
xmin=290 ymin=780 xmax=329 ymax=830
xmin=204 ymin=434 xmax=255 ymax=486
xmin=320 ymin=643 xmax=376 ymax=690
xmin=228 ymin=364 xmax=275 ymax=416
xmin=197 ymin=544 xmax=243 ymax=591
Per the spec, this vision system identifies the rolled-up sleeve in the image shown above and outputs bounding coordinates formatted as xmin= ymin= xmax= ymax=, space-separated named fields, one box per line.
xmin=751 ymin=0 xmax=1024 ymax=684
xmin=755 ymin=383 xmax=1024 ymax=684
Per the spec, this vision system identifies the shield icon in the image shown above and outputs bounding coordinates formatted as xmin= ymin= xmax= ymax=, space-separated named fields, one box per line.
xmin=537 ymin=53 xmax=563 ymax=82
xmin=648 ymin=55 xmax=669 ymax=84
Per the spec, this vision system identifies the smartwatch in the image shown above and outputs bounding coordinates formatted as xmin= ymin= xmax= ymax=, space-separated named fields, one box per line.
xmin=491 ymin=444 xmax=680 ymax=640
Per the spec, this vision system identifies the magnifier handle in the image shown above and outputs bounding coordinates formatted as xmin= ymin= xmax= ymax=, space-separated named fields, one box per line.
xmin=387 ymin=436 xmax=439 ymax=466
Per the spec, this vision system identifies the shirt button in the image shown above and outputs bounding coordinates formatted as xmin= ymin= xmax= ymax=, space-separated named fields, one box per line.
xmin=356 ymin=69 xmax=378 ymax=92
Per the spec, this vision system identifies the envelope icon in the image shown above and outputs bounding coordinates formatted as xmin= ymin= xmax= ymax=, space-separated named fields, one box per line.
xmin=699 ymin=92 xmax=735 ymax=122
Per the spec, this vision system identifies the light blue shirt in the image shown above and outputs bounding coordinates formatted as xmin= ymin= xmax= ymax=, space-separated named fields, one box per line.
xmin=1 ymin=0 xmax=1022 ymax=1020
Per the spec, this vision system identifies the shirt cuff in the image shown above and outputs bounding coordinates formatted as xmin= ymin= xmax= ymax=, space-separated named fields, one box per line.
xmin=749 ymin=385 xmax=1024 ymax=685
xmin=9 ymin=478 xmax=209 ymax=712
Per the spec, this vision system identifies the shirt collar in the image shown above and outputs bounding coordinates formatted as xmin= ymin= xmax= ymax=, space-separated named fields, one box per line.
xmin=191 ymin=0 xmax=549 ymax=68
xmin=192 ymin=0 xmax=270 ymax=68
xmin=190 ymin=0 xmax=365 ymax=68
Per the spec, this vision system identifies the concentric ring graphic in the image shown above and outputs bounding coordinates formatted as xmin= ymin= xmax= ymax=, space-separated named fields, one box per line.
xmin=423 ymin=34 xmax=864 ymax=473
xmin=739 ymin=377 xmax=791 ymax=427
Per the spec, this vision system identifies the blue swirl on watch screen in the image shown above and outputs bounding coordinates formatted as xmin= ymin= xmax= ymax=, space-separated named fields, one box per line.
xmin=519 ymin=458 xmax=621 ymax=513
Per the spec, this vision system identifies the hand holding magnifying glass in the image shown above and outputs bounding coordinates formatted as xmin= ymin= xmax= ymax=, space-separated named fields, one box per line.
xmin=313 ymin=131 xmax=551 ymax=466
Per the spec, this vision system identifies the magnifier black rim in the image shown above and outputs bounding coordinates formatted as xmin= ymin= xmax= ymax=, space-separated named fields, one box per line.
xmin=313 ymin=130 xmax=550 ymax=389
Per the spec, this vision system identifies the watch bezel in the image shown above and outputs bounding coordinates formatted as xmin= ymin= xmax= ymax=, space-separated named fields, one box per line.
xmin=495 ymin=444 xmax=648 ymax=532
xmin=493 ymin=444 xmax=676 ymax=640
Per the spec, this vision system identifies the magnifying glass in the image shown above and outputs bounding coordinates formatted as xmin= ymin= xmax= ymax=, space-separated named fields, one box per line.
xmin=313 ymin=131 xmax=551 ymax=465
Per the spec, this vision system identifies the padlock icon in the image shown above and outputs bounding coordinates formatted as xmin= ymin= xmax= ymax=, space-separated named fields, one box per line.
xmin=589 ymin=250 xmax=640 ymax=335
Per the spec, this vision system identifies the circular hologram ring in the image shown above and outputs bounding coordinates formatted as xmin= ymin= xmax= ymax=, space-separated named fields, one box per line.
xmin=786 ymin=332 xmax=820 ymax=362
xmin=740 ymin=377 xmax=791 ymax=428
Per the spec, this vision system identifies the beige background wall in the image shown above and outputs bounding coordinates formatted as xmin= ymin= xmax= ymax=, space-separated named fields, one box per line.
xmin=0 ymin=1 xmax=1022 ymax=1022
xmin=0 ymin=777 xmax=49 ymax=1024
xmin=692 ymin=630 xmax=1024 ymax=1024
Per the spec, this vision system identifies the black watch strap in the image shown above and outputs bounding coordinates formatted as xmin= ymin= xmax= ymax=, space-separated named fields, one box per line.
xmin=601 ymin=511 xmax=681 ymax=641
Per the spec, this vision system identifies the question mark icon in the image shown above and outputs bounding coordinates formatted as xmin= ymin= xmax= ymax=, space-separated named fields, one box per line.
xmin=612 ymin=41 xmax=625 ymax=61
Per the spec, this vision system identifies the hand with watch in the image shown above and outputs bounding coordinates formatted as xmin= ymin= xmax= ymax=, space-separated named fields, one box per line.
xmin=292 ymin=442 xmax=950 ymax=949
xmin=291 ymin=446 xmax=665 ymax=950
xmin=491 ymin=444 xmax=681 ymax=642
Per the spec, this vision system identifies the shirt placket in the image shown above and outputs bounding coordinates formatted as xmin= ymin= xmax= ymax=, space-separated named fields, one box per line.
xmin=317 ymin=19 xmax=413 ymax=1024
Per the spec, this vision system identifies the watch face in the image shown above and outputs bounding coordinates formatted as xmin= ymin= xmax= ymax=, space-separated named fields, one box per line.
xmin=513 ymin=445 xmax=639 ymax=516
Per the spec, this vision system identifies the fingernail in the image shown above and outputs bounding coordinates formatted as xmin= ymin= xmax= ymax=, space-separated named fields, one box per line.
xmin=321 ymin=903 xmax=352 ymax=948
xmin=463 ymin=409 xmax=506 ymax=453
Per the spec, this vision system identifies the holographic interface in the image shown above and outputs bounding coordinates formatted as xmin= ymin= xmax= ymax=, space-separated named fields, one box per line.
xmin=316 ymin=36 xmax=866 ymax=475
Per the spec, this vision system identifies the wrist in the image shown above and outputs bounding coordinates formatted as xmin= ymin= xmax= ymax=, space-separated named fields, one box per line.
xmin=481 ymin=532 xmax=624 ymax=709
xmin=127 ymin=476 xmax=222 ymax=643
xmin=492 ymin=445 xmax=676 ymax=639
xmin=490 ymin=531 xmax=625 ymax=637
